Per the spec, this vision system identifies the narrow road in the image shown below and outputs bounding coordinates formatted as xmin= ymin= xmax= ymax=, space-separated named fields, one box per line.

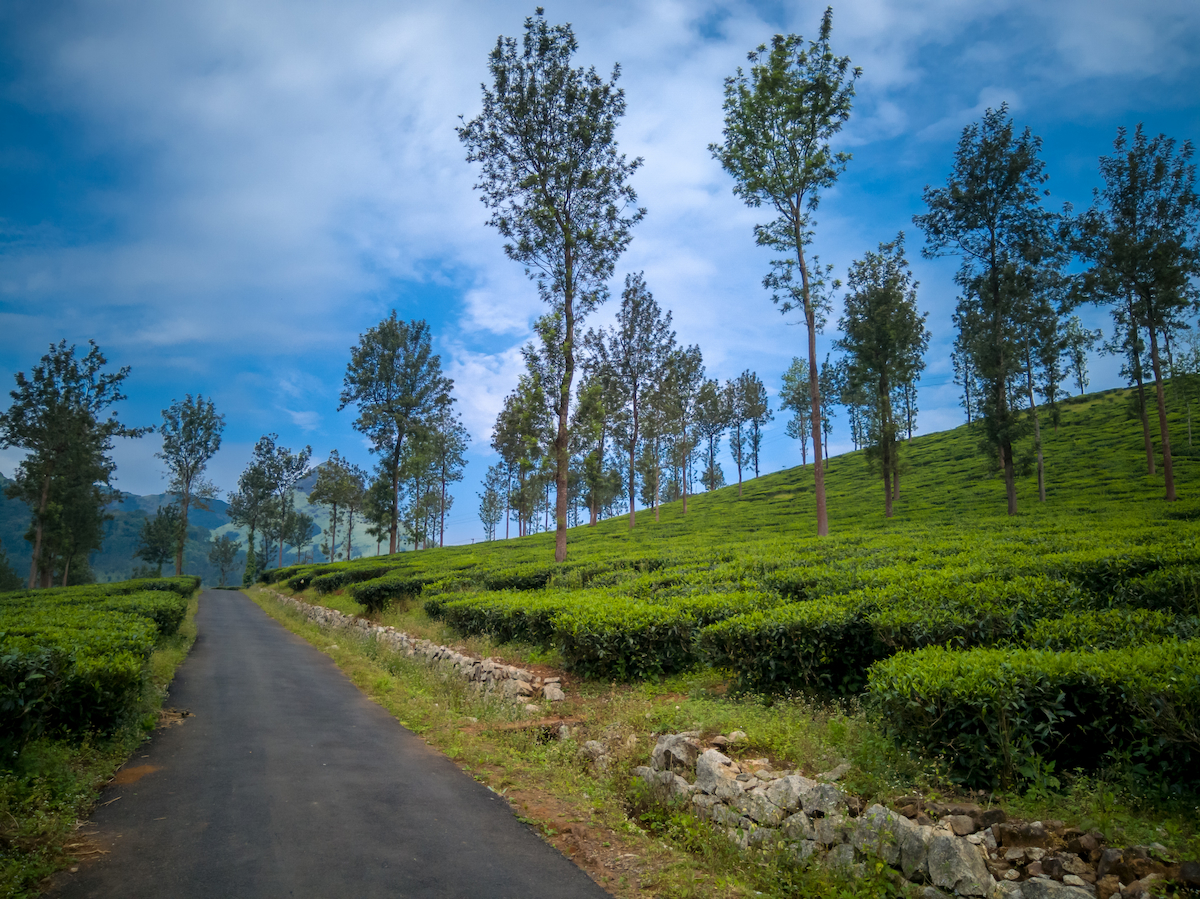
xmin=47 ymin=590 xmax=611 ymax=899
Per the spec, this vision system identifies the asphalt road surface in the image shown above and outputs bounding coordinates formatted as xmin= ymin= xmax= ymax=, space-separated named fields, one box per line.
xmin=47 ymin=589 xmax=612 ymax=899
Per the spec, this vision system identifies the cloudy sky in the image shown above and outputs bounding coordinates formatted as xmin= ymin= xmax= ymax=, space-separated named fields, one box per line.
xmin=1 ymin=0 xmax=1197 ymax=545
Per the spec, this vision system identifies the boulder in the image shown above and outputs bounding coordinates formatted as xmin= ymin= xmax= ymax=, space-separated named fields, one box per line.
xmin=632 ymin=766 xmax=691 ymax=804
xmin=781 ymin=811 xmax=818 ymax=842
xmin=690 ymin=793 xmax=721 ymax=821
xmin=927 ymin=831 xmax=993 ymax=896
xmin=695 ymin=749 xmax=744 ymax=801
xmin=1020 ymin=880 xmax=1094 ymax=899
xmin=732 ymin=789 xmax=786 ymax=827
xmin=899 ymin=821 xmax=935 ymax=881
xmin=766 ymin=774 xmax=819 ymax=813
xmin=852 ymin=804 xmax=904 ymax=866
xmin=651 ymin=733 xmax=701 ymax=776
xmin=799 ymin=781 xmax=847 ymax=817
xmin=542 ymin=683 xmax=566 ymax=702
xmin=1094 ymin=875 xmax=1120 ymax=899
xmin=946 ymin=815 xmax=978 ymax=836
xmin=813 ymin=812 xmax=853 ymax=847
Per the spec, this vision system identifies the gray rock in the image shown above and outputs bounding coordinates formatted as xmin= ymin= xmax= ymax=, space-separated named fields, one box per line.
xmin=927 ymin=831 xmax=992 ymax=896
xmin=633 ymin=766 xmax=692 ymax=804
xmin=899 ymin=820 xmax=935 ymax=881
xmin=800 ymin=781 xmax=847 ymax=817
xmin=651 ymin=733 xmax=701 ymax=776
xmin=827 ymin=842 xmax=856 ymax=869
xmin=781 ymin=811 xmax=818 ymax=841
xmin=732 ymin=789 xmax=785 ymax=827
xmin=988 ymin=878 xmax=1025 ymax=899
xmin=690 ymin=793 xmax=721 ymax=821
xmin=712 ymin=804 xmax=753 ymax=833
xmin=852 ymin=804 xmax=904 ymax=866
xmin=765 ymin=773 xmax=820 ymax=813
xmin=946 ymin=814 xmax=978 ymax=836
xmin=788 ymin=840 xmax=820 ymax=864
xmin=542 ymin=683 xmax=566 ymax=702
xmin=1019 ymin=880 xmax=1094 ymax=899
xmin=923 ymin=888 xmax=954 ymax=899
xmin=818 ymin=761 xmax=852 ymax=782
xmin=813 ymin=812 xmax=853 ymax=847
xmin=695 ymin=748 xmax=744 ymax=800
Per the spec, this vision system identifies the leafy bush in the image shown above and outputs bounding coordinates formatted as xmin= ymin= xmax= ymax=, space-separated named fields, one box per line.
xmin=864 ymin=640 xmax=1200 ymax=789
xmin=1023 ymin=608 xmax=1196 ymax=651
xmin=311 ymin=565 xmax=397 ymax=596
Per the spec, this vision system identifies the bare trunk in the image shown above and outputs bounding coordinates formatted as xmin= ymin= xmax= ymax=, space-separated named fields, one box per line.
xmin=28 ymin=472 xmax=51 ymax=589
xmin=629 ymin=391 xmax=638 ymax=528
xmin=1147 ymin=327 xmax=1175 ymax=501
xmin=177 ymin=482 xmax=191 ymax=576
xmin=329 ymin=502 xmax=338 ymax=563
xmin=880 ymin=374 xmax=893 ymax=518
xmin=389 ymin=442 xmax=403 ymax=554
xmin=1024 ymin=357 xmax=1046 ymax=503
xmin=62 ymin=554 xmax=70 ymax=587
xmin=345 ymin=510 xmax=354 ymax=561
xmin=1125 ymin=301 xmax=1156 ymax=475
xmin=1003 ymin=437 xmax=1017 ymax=515
xmin=797 ymin=243 xmax=828 ymax=536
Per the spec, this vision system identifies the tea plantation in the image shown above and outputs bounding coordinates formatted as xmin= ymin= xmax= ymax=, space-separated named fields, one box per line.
xmin=266 ymin=387 xmax=1199 ymax=792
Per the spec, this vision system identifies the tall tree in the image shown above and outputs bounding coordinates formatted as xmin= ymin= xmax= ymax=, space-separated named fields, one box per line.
xmin=914 ymin=105 xmax=1055 ymax=515
xmin=430 ymin=397 xmax=468 ymax=548
xmin=228 ymin=434 xmax=276 ymax=586
xmin=695 ymin=379 xmax=729 ymax=492
xmin=1062 ymin=315 xmax=1102 ymax=396
xmin=340 ymin=313 xmax=450 ymax=553
xmin=310 ymin=450 xmax=357 ymax=563
xmin=597 ymin=272 xmax=676 ymax=527
xmin=157 ymin=394 xmax=225 ymax=577
xmin=135 ymin=504 xmax=181 ymax=576
xmin=459 ymin=10 xmax=644 ymax=562
xmin=0 ymin=341 xmax=144 ymax=587
xmin=265 ymin=441 xmax=311 ymax=567
xmin=659 ymin=346 xmax=705 ymax=514
xmin=834 ymin=234 xmax=930 ymax=517
xmin=780 ymin=357 xmax=812 ymax=466
xmin=478 ymin=464 xmax=506 ymax=541
xmin=1073 ymin=125 xmax=1200 ymax=502
xmin=712 ymin=8 xmax=859 ymax=537
xmin=207 ymin=533 xmax=241 ymax=587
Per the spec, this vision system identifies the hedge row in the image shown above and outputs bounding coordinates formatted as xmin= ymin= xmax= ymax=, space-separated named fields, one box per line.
xmin=864 ymin=640 xmax=1200 ymax=789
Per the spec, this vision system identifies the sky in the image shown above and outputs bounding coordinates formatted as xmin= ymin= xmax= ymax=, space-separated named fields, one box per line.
xmin=1 ymin=0 xmax=1198 ymax=547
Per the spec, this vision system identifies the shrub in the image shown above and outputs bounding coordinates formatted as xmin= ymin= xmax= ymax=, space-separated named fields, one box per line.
xmin=1023 ymin=608 xmax=1195 ymax=651
xmin=864 ymin=640 xmax=1200 ymax=789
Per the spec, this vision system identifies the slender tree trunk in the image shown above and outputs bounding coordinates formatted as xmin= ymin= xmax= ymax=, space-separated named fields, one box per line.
xmin=892 ymin=461 xmax=900 ymax=503
xmin=553 ymin=254 xmax=575 ymax=563
xmin=796 ymin=241 xmax=828 ymax=536
xmin=345 ymin=510 xmax=354 ymax=561
xmin=1125 ymin=298 xmax=1156 ymax=475
xmin=1147 ymin=326 xmax=1176 ymax=501
xmin=504 ymin=468 xmax=510 ymax=540
xmin=1024 ymin=355 xmax=1046 ymax=503
xmin=629 ymin=390 xmax=638 ymax=528
xmin=682 ymin=443 xmax=689 ymax=515
xmin=329 ymin=502 xmax=338 ymax=563
xmin=440 ymin=461 xmax=447 ymax=548
xmin=61 ymin=553 xmax=70 ymax=587
xmin=735 ymin=421 xmax=744 ymax=496
xmin=389 ymin=442 xmax=403 ymax=554
xmin=177 ymin=481 xmax=191 ymax=576
xmin=28 ymin=471 xmax=51 ymax=589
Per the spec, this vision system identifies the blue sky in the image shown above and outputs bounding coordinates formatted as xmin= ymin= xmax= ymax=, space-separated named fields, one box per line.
xmin=1 ymin=0 xmax=1197 ymax=546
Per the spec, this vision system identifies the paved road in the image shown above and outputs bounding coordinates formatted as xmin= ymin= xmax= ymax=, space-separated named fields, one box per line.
xmin=47 ymin=590 xmax=611 ymax=899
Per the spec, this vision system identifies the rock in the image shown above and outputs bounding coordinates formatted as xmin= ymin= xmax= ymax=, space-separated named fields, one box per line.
xmin=899 ymin=821 xmax=935 ymax=881
xmin=1094 ymin=875 xmax=1120 ymax=899
xmin=1006 ymin=848 xmax=1028 ymax=864
xmin=946 ymin=815 xmax=978 ymax=836
xmin=1122 ymin=874 xmax=1162 ymax=899
xmin=1043 ymin=858 xmax=1065 ymax=881
xmin=1027 ymin=848 xmax=1047 ymax=862
xmin=813 ymin=812 xmax=854 ymax=847
xmin=690 ymin=793 xmax=721 ymax=821
xmin=922 ymin=887 xmax=954 ymax=899
xmin=976 ymin=809 xmax=1008 ymax=828
xmin=557 ymin=724 xmax=572 ymax=741
xmin=1179 ymin=860 xmax=1200 ymax=887
xmin=852 ymin=804 xmax=904 ymax=866
xmin=727 ymin=730 xmax=748 ymax=744
xmin=827 ymin=842 xmax=856 ymax=870
xmin=579 ymin=740 xmax=607 ymax=763
xmin=543 ymin=683 xmax=566 ymax=702
xmin=781 ymin=811 xmax=818 ymax=842
xmin=800 ymin=781 xmax=847 ymax=817
xmin=1060 ymin=855 xmax=1092 ymax=877
xmin=1021 ymin=880 xmax=1094 ymax=899
xmin=1062 ymin=875 xmax=1086 ymax=888
xmin=818 ymin=761 xmax=852 ymax=782
xmin=989 ymin=882 xmax=1025 ymax=899
xmin=732 ymin=789 xmax=786 ymax=827
xmin=1147 ymin=843 xmax=1169 ymax=862
xmin=633 ymin=766 xmax=692 ymax=804
xmin=788 ymin=840 xmax=820 ymax=864
xmin=502 ymin=679 xmax=534 ymax=698
xmin=710 ymin=735 xmax=729 ymax=748
xmin=523 ymin=703 xmax=540 ymax=713
xmin=542 ymin=675 xmax=560 ymax=684
xmin=695 ymin=749 xmax=744 ymax=801
xmin=1003 ymin=870 xmax=1022 ymax=882
xmin=651 ymin=733 xmax=701 ymax=775
xmin=766 ymin=774 xmax=819 ymax=813
xmin=712 ymin=804 xmax=753 ymax=832
xmin=927 ymin=831 xmax=993 ymax=897
xmin=899 ymin=803 xmax=920 ymax=819
xmin=1027 ymin=863 xmax=1045 ymax=878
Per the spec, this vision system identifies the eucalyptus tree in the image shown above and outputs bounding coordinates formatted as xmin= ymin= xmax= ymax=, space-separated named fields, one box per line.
xmin=310 ymin=450 xmax=356 ymax=563
xmin=1073 ymin=125 xmax=1199 ymax=502
xmin=742 ymin=373 xmax=772 ymax=478
xmin=635 ymin=385 xmax=668 ymax=521
xmin=430 ymin=396 xmax=468 ymax=547
xmin=0 ymin=340 xmax=145 ymax=587
xmin=950 ymin=312 xmax=982 ymax=427
xmin=712 ymin=8 xmax=859 ymax=536
xmin=158 ymin=394 xmax=225 ymax=576
xmin=1062 ymin=316 xmax=1102 ymax=396
xmin=207 ymin=533 xmax=241 ymax=586
xmin=660 ymin=346 xmax=705 ymax=514
xmin=478 ymin=464 xmax=506 ymax=541
xmin=266 ymin=440 xmax=311 ymax=567
xmin=493 ymin=371 xmax=551 ymax=538
xmin=696 ymin=379 xmax=730 ymax=491
xmin=459 ymin=10 xmax=644 ymax=562
xmin=598 ymin=272 xmax=675 ymax=527
xmin=780 ymin=357 xmax=812 ymax=466
xmin=914 ymin=104 xmax=1056 ymax=516
xmin=340 ymin=313 xmax=451 ymax=552
xmin=135 ymin=504 xmax=181 ymax=576
xmin=834 ymin=234 xmax=930 ymax=517
xmin=229 ymin=434 xmax=277 ymax=585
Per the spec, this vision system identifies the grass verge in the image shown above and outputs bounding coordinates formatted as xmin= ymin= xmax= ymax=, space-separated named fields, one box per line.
xmin=0 ymin=592 xmax=200 ymax=898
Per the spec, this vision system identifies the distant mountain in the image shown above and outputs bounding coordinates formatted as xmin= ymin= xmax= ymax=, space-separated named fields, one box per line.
xmin=0 ymin=470 xmax=389 ymax=586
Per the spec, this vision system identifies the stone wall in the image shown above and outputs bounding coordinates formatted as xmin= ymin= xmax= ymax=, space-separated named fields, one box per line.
xmin=265 ymin=591 xmax=566 ymax=703
xmin=633 ymin=734 xmax=1199 ymax=899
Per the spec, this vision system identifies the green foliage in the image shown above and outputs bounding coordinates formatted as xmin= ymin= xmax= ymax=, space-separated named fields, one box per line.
xmin=0 ymin=578 xmax=198 ymax=758
xmin=864 ymin=641 xmax=1200 ymax=790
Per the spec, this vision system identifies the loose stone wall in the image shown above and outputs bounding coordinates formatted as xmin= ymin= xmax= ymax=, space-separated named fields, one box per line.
xmin=266 ymin=591 xmax=567 ymax=703
xmin=632 ymin=734 xmax=1200 ymax=899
